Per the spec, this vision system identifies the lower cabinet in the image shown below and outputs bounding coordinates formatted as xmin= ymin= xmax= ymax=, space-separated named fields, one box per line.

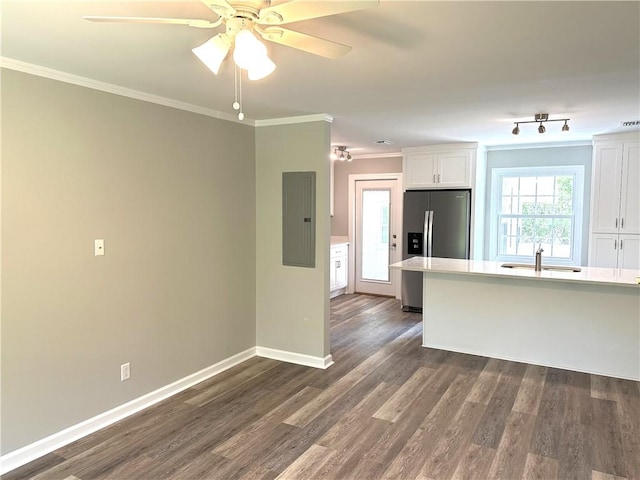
xmin=589 ymin=233 xmax=640 ymax=270
xmin=330 ymin=244 xmax=349 ymax=298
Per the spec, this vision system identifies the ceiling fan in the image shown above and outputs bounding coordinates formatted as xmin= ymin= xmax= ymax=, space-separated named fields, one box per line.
xmin=84 ymin=0 xmax=379 ymax=80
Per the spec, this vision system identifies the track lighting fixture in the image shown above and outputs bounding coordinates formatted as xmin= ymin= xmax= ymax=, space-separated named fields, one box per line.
xmin=511 ymin=113 xmax=570 ymax=135
xmin=332 ymin=146 xmax=352 ymax=162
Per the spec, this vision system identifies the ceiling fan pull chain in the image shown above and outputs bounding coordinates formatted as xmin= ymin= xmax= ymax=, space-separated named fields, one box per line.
xmin=233 ymin=63 xmax=240 ymax=111
xmin=238 ymin=66 xmax=244 ymax=121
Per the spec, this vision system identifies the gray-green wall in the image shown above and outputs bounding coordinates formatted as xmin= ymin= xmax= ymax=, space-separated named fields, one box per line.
xmin=255 ymin=121 xmax=331 ymax=359
xmin=483 ymin=145 xmax=593 ymax=265
xmin=1 ymin=70 xmax=257 ymax=453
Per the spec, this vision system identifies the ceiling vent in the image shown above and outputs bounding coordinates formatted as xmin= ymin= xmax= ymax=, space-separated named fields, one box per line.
xmin=374 ymin=140 xmax=394 ymax=145
xmin=621 ymin=120 xmax=640 ymax=127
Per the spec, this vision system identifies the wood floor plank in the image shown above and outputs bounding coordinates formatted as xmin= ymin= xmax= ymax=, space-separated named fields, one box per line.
xmin=417 ymin=400 xmax=487 ymax=480
xmin=485 ymin=410 xmax=536 ymax=480
xmin=465 ymin=357 xmax=509 ymax=405
xmin=317 ymin=381 xmax=398 ymax=449
xmin=522 ymin=453 xmax=559 ymax=480
xmin=512 ymin=364 xmax=547 ymax=415
xmin=565 ymin=370 xmax=593 ymax=426
xmin=381 ymin=373 xmax=477 ymax=480
xmin=589 ymin=397 xmax=627 ymax=478
xmin=372 ymin=366 xmax=436 ymax=422
xmin=471 ymin=379 xmax=520 ymax=449
xmin=613 ymin=378 xmax=640 ymax=480
xmin=591 ymin=471 xmax=628 ymax=480
xmin=274 ymin=444 xmax=336 ymax=480
xmin=346 ymin=389 xmax=442 ymax=479
xmin=557 ymin=421 xmax=591 ymax=480
xmin=450 ymin=443 xmax=496 ymax=480
xmin=530 ymin=368 xmax=568 ymax=459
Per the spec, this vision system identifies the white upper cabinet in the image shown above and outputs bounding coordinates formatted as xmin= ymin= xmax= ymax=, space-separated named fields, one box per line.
xmin=589 ymin=134 xmax=640 ymax=269
xmin=620 ymin=142 xmax=640 ymax=234
xmin=403 ymin=143 xmax=477 ymax=189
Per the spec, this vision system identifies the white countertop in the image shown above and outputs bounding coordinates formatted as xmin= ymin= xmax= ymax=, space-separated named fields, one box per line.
xmin=391 ymin=257 xmax=640 ymax=288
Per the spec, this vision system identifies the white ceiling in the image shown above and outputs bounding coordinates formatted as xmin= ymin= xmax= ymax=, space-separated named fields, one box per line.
xmin=2 ymin=1 xmax=639 ymax=157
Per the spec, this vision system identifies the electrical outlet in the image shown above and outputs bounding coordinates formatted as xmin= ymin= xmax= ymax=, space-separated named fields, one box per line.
xmin=120 ymin=362 xmax=130 ymax=381
xmin=95 ymin=239 xmax=105 ymax=256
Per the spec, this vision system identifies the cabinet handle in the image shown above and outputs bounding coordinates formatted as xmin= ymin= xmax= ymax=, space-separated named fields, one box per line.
xmin=621 ymin=218 xmax=624 ymax=228
xmin=615 ymin=218 xmax=618 ymax=228
xmin=433 ymin=174 xmax=436 ymax=183
xmin=438 ymin=173 xmax=441 ymax=183
xmin=614 ymin=239 xmax=617 ymax=250
xmin=620 ymin=240 xmax=623 ymax=250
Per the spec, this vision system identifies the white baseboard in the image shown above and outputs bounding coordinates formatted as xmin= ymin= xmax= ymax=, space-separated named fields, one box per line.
xmin=256 ymin=346 xmax=334 ymax=369
xmin=0 ymin=347 xmax=257 ymax=475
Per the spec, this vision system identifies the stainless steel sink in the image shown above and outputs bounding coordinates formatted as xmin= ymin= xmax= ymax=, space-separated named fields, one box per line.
xmin=501 ymin=263 xmax=582 ymax=272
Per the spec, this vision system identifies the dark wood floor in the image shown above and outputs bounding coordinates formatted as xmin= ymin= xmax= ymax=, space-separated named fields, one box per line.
xmin=5 ymin=294 xmax=640 ymax=480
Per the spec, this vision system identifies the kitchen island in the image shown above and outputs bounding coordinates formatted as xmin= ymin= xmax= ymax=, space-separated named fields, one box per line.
xmin=390 ymin=257 xmax=640 ymax=380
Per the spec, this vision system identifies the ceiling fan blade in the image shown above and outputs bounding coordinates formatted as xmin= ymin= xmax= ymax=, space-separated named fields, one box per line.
xmin=258 ymin=27 xmax=351 ymax=59
xmin=200 ymin=0 xmax=236 ymax=17
xmin=258 ymin=0 xmax=378 ymax=25
xmin=83 ymin=16 xmax=222 ymax=29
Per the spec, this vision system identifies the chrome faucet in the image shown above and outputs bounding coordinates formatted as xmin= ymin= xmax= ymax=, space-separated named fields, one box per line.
xmin=535 ymin=244 xmax=544 ymax=272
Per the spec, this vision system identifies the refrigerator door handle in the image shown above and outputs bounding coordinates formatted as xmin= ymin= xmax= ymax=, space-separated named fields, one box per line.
xmin=424 ymin=210 xmax=434 ymax=257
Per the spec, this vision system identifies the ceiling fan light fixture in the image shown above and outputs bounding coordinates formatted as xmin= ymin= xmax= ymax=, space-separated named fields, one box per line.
xmin=247 ymin=55 xmax=275 ymax=80
xmin=233 ymin=29 xmax=268 ymax=70
xmin=192 ymin=34 xmax=231 ymax=75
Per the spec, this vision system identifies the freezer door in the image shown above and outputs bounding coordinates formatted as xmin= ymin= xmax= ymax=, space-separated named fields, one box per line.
xmin=401 ymin=191 xmax=429 ymax=311
xmin=402 ymin=191 xmax=429 ymax=260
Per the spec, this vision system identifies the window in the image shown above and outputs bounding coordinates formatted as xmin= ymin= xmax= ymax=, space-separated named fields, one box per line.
xmin=490 ymin=166 xmax=584 ymax=265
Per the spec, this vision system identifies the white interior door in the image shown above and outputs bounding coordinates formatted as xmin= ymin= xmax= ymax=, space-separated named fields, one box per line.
xmin=354 ymin=179 xmax=400 ymax=296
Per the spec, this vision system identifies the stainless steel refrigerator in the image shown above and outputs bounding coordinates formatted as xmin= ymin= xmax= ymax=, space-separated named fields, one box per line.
xmin=402 ymin=189 xmax=471 ymax=312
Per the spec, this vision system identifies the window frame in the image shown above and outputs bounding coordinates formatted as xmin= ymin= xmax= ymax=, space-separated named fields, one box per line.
xmin=489 ymin=165 xmax=585 ymax=266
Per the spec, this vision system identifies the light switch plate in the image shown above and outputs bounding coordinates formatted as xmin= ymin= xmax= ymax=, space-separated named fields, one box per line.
xmin=94 ymin=239 xmax=105 ymax=256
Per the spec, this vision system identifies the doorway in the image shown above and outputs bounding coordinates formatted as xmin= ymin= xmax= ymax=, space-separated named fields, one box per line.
xmin=348 ymin=174 xmax=402 ymax=297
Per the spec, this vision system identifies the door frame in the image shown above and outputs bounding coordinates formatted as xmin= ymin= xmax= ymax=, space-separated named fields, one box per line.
xmin=348 ymin=173 xmax=404 ymax=299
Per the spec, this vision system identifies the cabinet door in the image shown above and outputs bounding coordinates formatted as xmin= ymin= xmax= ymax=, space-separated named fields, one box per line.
xmin=589 ymin=233 xmax=619 ymax=268
xmin=335 ymin=255 xmax=348 ymax=289
xmin=329 ymin=259 xmax=337 ymax=290
xmin=619 ymin=142 xmax=640 ymax=235
xmin=404 ymin=153 xmax=437 ymax=189
xmin=437 ymin=150 xmax=471 ymax=187
xmin=619 ymin=235 xmax=640 ymax=270
xmin=591 ymin=143 xmax=623 ymax=234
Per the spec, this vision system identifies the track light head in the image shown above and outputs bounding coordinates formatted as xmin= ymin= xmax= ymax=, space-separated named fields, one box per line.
xmin=538 ymin=123 xmax=546 ymax=134
xmin=512 ymin=124 xmax=520 ymax=135
xmin=334 ymin=145 xmax=351 ymax=162
xmin=562 ymin=121 xmax=570 ymax=132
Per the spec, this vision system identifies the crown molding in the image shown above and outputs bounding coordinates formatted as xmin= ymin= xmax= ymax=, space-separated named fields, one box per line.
xmin=592 ymin=131 xmax=640 ymax=142
xmin=484 ymin=140 xmax=592 ymax=151
xmin=0 ymin=57 xmax=253 ymax=126
xmin=350 ymin=152 xmax=403 ymax=160
xmin=254 ymin=114 xmax=333 ymax=127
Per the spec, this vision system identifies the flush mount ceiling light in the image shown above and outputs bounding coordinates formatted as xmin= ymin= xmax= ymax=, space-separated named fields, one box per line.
xmin=85 ymin=0 xmax=378 ymax=121
xmin=512 ymin=113 xmax=570 ymax=135
xmin=331 ymin=146 xmax=352 ymax=162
